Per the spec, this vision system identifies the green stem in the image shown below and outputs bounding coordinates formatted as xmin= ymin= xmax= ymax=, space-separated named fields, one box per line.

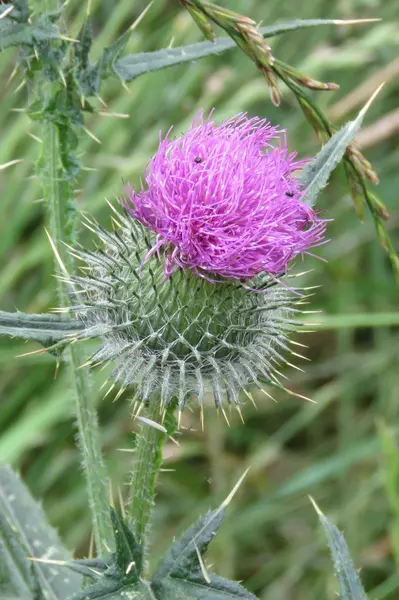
xmin=42 ymin=113 xmax=113 ymax=559
xmin=33 ymin=0 xmax=113 ymax=554
xmin=129 ymin=395 xmax=173 ymax=548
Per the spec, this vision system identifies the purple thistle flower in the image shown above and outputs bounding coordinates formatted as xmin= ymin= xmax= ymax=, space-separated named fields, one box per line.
xmin=127 ymin=111 xmax=326 ymax=281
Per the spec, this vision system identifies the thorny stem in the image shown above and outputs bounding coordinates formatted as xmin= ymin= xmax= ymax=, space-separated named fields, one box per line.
xmin=33 ymin=0 xmax=113 ymax=554
xmin=129 ymin=395 xmax=175 ymax=551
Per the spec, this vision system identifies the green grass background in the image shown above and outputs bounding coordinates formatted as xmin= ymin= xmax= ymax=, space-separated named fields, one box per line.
xmin=1 ymin=0 xmax=399 ymax=598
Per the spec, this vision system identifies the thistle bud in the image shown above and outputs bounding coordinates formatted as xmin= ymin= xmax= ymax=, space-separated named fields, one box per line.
xmin=72 ymin=112 xmax=326 ymax=411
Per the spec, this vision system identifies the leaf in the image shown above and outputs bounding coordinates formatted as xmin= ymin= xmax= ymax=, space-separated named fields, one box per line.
xmin=0 ymin=511 xmax=41 ymax=599
xmin=65 ymin=511 xmax=144 ymax=598
xmin=0 ymin=16 xmax=59 ymax=52
xmin=99 ymin=30 xmax=131 ymax=78
xmin=152 ymin=508 xmax=225 ymax=585
xmin=311 ymin=498 xmax=368 ymax=600
xmin=0 ymin=463 xmax=82 ymax=600
xmin=69 ymin=579 xmax=154 ymax=600
xmin=67 ymin=475 xmax=255 ymax=600
xmin=0 ymin=310 xmax=84 ymax=346
xmin=110 ymin=508 xmax=143 ymax=581
xmin=154 ymin=574 xmax=257 ymax=600
xmin=68 ymin=579 xmax=122 ymax=600
xmin=113 ymin=20 xmax=358 ymax=83
xmin=153 ymin=471 xmax=256 ymax=599
xmin=75 ymin=17 xmax=93 ymax=71
xmin=73 ymin=18 xmax=102 ymax=98
xmin=64 ymin=558 xmax=109 ymax=581
xmin=300 ymin=85 xmax=384 ymax=206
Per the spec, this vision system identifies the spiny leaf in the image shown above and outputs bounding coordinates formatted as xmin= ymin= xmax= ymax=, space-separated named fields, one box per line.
xmin=65 ymin=512 xmax=144 ymax=598
xmin=0 ymin=16 xmax=59 ymax=52
xmin=152 ymin=473 xmax=255 ymax=599
xmin=0 ymin=310 xmax=84 ymax=345
xmin=0 ymin=463 xmax=82 ymax=600
xmin=154 ymin=575 xmax=257 ymax=599
xmin=68 ymin=580 xmax=125 ymax=600
xmin=67 ymin=484 xmax=256 ymax=599
xmin=68 ymin=578 xmax=154 ymax=600
xmin=311 ymin=498 xmax=368 ymax=600
xmin=99 ymin=30 xmax=131 ymax=79
xmin=64 ymin=557 xmax=111 ymax=581
xmin=0 ymin=512 xmax=41 ymax=599
xmin=75 ymin=17 xmax=93 ymax=70
xmin=73 ymin=17 xmax=102 ymax=98
xmin=112 ymin=20 xmax=360 ymax=82
xmin=110 ymin=508 xmax=143 ymax=581
xmin=152 ymin=507 xmax=225 ymax=584
xmin=300 ymin=85 xmax=384 ymax=206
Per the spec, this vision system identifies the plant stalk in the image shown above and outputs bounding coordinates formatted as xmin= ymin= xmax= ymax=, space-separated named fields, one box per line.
xmin=129 ymin=395 xmax=174 ymax=548
xmin=40 ymin=112 xmax=113 ymax=559
xmin=33 ymin=0 xmax=113 ymax=554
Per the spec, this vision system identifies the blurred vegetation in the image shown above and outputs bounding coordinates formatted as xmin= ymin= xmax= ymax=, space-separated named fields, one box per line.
xmin=0 ymin=0 xmax=398 ymax=598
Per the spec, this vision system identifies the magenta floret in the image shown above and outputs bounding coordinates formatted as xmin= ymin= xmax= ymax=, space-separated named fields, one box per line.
xmin=127 ymin=112 xmax=326 ymax=280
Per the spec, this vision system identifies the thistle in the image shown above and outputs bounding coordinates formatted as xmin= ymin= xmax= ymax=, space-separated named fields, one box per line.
xmin=70 ymin=112 xmax=325 ymax=413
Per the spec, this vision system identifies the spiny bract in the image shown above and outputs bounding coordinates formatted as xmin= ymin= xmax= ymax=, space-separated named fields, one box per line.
xmin=71 ymin=210 xmax=306 ymax=411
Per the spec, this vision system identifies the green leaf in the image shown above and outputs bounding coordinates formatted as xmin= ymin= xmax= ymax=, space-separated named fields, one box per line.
xmin=0 ymin=511 xmax=41 ymax=599
xmin=155 ymin=575 xmax=257 ymax=600
xmin=153 ymin=508 xmax=225 ymax=584
xmin=69 ymin=579 xmax=154 ymax=600
xmin=64 ymin=559 xmax=107 ymax=581
xmin=0 ymin=310 xmax=84 ymax=345
xmin=75 ymin=18 xmax=93 ymax=71
xmin=312 ymin=499 xmax=368 ymax=600
xmin=113 ymin=20 xmax=355 ymax=83
xmin=98 ymin=30 xmax=131 ymax=79
xmin=67 ymin=478 xmax=256 ymax=600
xmin=73 ymin=18 xmax=102 ymax=98
xmin=69 ymin=580 xmax=122 ymax=600
xmin=299 ymin=86 xmax=383 ymax=206
xmin=65 ymin=511 xmax=144 ymax=598
xmin=0 ymin=16 xmax=59 ymax=52
xmin=152 ymin=499 xmax=256 ymax=599
xmin=64 ymin=557 xmax=112 ymax=581
xmin=110 ymin=508 xmax=143 ymax=581
xmin=75 ymin=28 xmax=131 ymax=98
xmin=0 ymin=463 xmax=82 ymax=600
xmin=152 ymin=580 xmax=194 ymax=600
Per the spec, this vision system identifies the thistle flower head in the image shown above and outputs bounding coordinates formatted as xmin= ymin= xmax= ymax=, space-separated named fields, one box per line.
xmin=127 ymin=112 xmax=325 ymax=281
xmin=70 ymin=112 xmax=327 ymax=413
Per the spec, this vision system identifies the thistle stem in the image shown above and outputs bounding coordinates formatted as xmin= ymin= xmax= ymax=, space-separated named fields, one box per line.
xmin=129 ymin=395 xmax=173 ymax=548
xmin=33 ymin=0 xmax=113 ymax=555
